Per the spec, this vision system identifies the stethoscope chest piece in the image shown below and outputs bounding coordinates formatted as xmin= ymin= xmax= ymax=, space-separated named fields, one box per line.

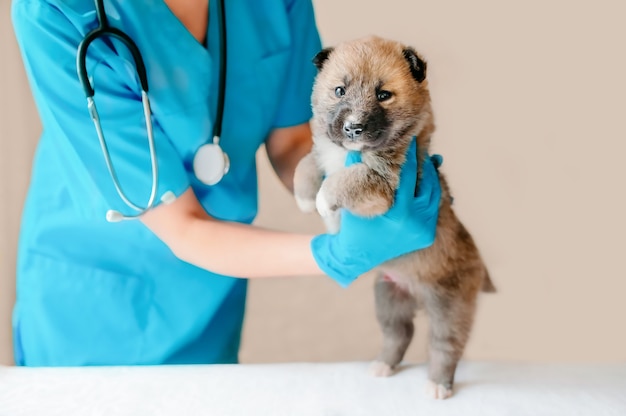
xmin=193 ymin=143 xmax=230 ymax=186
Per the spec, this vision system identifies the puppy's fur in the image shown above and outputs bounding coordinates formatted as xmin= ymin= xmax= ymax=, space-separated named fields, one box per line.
xmin=294 ymin=36 xmax=495 ymax=399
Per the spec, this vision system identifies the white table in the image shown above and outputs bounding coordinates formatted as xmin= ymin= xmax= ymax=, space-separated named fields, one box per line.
xmin=1 ymin=361 xmax=625 ymax=416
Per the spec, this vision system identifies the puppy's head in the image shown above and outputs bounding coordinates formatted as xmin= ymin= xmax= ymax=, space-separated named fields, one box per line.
xmin=311 ymin=36 xmax=432 ymax=152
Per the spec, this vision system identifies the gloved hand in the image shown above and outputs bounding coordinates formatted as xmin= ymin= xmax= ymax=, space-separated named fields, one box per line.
xmin=311 ymin=139 xmax=442 ymax=287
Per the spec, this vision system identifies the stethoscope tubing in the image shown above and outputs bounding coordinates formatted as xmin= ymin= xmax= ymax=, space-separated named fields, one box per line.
xmin=77 ymin=0 xmax=158 ymax=219
xmin=77 ymin=0 xmax=149 ymax=97
xmin=86 ymin=93 xmax=158 ymax=214
xmin=76 ymin=0 xmax=228 ymax=221
xmin=213 ymin=0 xmax=227 ymax=144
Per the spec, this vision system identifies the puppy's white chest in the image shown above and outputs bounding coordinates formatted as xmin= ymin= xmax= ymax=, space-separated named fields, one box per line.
xmin=314 ymin=137 xmax=348 ymax=176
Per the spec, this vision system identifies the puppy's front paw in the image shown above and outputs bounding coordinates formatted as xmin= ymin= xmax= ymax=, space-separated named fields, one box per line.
xmin=369 ymin=361 xmax=393 ymax=378
xmin=315 ymin=187 xmax=337 ymax=219
xmin=295 ymin=195 xmax=317 ymax=213
xmin=425 ymin=380 xmax=453 ymax=400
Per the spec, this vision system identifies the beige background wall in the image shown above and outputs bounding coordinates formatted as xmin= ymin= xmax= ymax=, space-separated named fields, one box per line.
xmin=1 ymin=0 xmax=625 ymax=366
xmin=1 ymin=0 xmax=39 ymax=365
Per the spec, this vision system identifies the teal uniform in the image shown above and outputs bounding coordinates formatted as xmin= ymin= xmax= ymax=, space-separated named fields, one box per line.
xmin=11 ymin=0 xmax=322 ymax=366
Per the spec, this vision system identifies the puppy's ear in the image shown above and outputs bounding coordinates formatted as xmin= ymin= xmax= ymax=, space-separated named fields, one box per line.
xmin=402 ymin=47 xmax=427 ymax=83
xmin=312 ymin=47 xmax=334 ymax=71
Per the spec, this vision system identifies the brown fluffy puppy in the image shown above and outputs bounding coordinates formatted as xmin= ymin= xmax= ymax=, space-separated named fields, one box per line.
xmin=293 ymin=36 xmax=495 ymax=399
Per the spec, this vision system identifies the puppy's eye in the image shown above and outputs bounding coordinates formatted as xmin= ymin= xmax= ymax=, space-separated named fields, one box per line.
xmin=335 ymin=87 xmax=346 ymax=98
xmin=377 ymin=90 xmax=393 ymax=102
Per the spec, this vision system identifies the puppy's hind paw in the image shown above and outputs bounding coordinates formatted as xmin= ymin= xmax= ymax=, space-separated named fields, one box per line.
xmin=425 ymin=380 xmax=453 ymax=400
xmin=369 ymin=361 xmax=394 ymax=378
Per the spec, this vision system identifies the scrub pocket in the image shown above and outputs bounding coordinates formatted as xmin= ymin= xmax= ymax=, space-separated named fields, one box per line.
xmin=16 ymin=253 xmax=153 ymax=366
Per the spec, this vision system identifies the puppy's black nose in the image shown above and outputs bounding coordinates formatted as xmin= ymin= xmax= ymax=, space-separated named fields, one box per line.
xmin=343 ymin=122 xmax=364 ymax=139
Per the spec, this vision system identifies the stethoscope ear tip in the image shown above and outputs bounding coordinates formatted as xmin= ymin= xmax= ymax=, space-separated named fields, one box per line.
xmin=105 ymin=191 xmax=176 ymax=222
xmin=106 ymin=210 xmax=124 ymax=223
xmin=160 ymin=191 xmax=176 ymax=205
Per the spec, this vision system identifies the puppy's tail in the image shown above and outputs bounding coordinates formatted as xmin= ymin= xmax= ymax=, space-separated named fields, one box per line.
xmin=481 ymin=269 xmax=497 ymax=293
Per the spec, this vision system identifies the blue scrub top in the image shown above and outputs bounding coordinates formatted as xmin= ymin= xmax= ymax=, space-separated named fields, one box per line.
xmin=11 ymin=0 xmax=322 ymax=366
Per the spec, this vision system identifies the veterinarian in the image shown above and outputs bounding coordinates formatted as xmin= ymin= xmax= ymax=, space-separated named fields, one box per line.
xmin=11 ymin=0 xmax=441 ymax=366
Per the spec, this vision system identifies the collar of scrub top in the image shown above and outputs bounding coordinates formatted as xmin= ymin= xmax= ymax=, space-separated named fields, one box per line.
xmin=76 ymin=0 xmax=229 ymax=223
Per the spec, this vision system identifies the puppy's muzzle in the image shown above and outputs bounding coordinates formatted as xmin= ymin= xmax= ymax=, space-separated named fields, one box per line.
xmin=343 ymin=122 xmax=364 ymax=139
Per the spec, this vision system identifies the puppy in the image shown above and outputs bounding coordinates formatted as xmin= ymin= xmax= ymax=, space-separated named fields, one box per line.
xmin=293 ymin=36 xmax=495 ymax=399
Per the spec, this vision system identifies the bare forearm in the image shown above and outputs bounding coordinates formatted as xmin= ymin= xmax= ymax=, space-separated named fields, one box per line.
xmin=175 ymin=217 xmax=322 ymax=278
xmin=141 ymin=190 xmax=323 ymax=279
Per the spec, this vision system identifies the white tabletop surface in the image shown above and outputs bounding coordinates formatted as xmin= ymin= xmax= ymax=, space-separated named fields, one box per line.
xmin=1 ymin=361 xmax=625 ymax=416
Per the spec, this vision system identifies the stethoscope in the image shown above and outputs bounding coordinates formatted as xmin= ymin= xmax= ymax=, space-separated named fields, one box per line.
xmin=76 ymin=0 xmax=229 ymax=222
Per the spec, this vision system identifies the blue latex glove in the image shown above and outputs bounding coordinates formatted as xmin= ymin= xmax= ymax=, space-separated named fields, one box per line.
xmin=311 ymin=139 xmax=442 ymax=287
